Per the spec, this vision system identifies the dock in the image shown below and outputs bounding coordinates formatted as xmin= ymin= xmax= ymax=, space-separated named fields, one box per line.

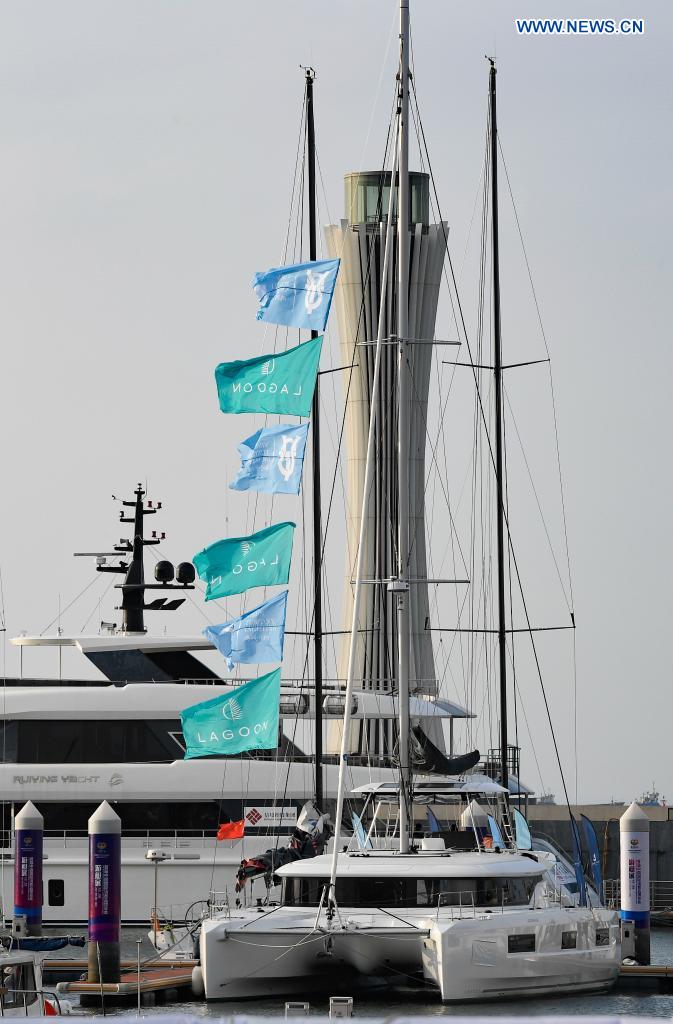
xmin=55 ymin=960 xmax=197 ymax=1006
xmin=617 ymin=963 xmax=673 ymax=991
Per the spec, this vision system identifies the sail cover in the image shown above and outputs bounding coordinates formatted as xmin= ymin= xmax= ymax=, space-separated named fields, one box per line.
xmin=409 ymin=725 xmax=480 ymax=776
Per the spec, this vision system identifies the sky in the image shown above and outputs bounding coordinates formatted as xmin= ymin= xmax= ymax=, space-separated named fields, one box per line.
xmin=0 ymin=0 xmax=670 ymax=805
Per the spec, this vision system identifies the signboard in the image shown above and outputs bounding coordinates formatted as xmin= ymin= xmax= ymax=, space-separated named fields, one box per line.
xmin=244 ymin=806 xmax=297 ymax=828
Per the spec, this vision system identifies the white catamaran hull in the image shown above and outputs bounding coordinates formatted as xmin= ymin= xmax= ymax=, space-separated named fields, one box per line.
xmin=198 ymin=904 xmax=620 ymax=1002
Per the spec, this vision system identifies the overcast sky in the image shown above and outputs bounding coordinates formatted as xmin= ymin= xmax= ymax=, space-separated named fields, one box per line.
xmin=0 ymin=0 xmax=670 ymax=805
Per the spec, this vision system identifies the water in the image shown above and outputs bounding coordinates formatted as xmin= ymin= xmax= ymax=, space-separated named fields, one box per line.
xmin=64 ymin=928 xmax=673 ymax=1018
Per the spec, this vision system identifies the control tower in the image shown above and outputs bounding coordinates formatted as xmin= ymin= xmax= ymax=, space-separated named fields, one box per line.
xmin=325 ymin=171 xmax=447 ymax=749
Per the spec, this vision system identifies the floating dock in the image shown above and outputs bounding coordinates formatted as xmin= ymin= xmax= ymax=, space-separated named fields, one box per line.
xmin=618 ymin=963 xmax=673 ymax=991
xmin=55 ymin=960 xmax=197 ymax=1006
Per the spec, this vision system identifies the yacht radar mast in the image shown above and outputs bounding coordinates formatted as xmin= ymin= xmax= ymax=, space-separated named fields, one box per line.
xmin=77 ymin=484 xmax=195 ymax=634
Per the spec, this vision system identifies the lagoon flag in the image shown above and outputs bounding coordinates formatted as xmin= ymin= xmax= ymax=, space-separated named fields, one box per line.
xmin=193 ymin=522 xmax=295 ymax=601
xmin=253 ymin=257 xmax=340 ymax=332
xmin=215 ymin=335 xmax=322 ymax=418
xmin=203 ymin=591 xmax=288 ymax=671
xmin=181 ymin=668 xmax=281 ymax=759
xmin=230 ymin=423 xmax=309 ymax=496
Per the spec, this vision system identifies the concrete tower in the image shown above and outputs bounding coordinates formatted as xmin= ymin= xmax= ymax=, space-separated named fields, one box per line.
xmin=325 ymin=170 xmax=446 ymax=747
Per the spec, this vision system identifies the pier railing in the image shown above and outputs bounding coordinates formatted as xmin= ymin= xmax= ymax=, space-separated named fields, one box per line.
xmin=604 ymin=878 xmax=673 ymax=911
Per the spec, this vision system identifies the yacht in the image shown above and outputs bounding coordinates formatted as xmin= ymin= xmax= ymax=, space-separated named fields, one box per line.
xmin=197 ymin=779 xmax=619 ymax=1001
xmin=1 ymin=485 xmax=466 ymax=927
xmin=196 ymin=0 xmax=620 ymax=1002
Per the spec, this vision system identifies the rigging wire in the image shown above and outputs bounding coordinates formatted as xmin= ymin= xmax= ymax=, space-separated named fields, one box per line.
xmin=409 ymin=71 xmax=576 ymax=809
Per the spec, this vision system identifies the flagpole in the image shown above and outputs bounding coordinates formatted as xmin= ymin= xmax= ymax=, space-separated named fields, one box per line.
xmin=305 ymin=66 xmax=323 ymax=810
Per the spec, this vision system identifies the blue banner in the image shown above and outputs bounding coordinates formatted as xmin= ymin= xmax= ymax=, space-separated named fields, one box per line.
xmin=203 ymin=591 xmax=288 ymax=671
xmin=487 ymin=815 xmax=505 ymax=849
xmin=181 ymin=669 xmax=281 ymax=758
xmin=570 ymin=813 xmax=588 ymax=906
xmin=513 ymin=807 xmax=533 ymax=851
xmin=230 ymin=423 xmax=309 ymax=496
xmin=580 ymin=814 xmax=603 ymax=897
xmin=253 ymin=258 xmax=340 ymax=332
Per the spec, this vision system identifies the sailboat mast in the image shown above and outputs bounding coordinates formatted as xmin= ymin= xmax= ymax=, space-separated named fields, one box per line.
xmin=397 ymin=0 xmax=412 ymax=853
xmin=305 ymin=67 xmax=323 ymax=810
xmin=489 ymin=59 xmax=509 ymax=792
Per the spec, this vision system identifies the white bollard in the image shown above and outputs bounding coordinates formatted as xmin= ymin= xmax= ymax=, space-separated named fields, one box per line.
xmin=620 ymin=801 xmax=650 ymax=964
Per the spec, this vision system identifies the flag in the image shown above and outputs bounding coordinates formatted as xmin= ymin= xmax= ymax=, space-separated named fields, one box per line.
xmin=181 ymin=668 xmax=281 ymax=759
xmin=253 ymin=257 xmax=340 ymax=332
xmin=193 ymin=522 xmax=295 ymax=601
xmin=570 ymin=813 xmax=587 ymax=906
xmin=203 ymin=591 xmax=288 ymax=671
xmin=581 ymin=814 xmax=603 ymax=896
xmin=513 ymin=807 xmax=533 ymax=851
xmin=217 ymin=820 xmax=245 ymax=841
xmin=487 ymin=814 xmax=505 ymax=849
xmin=230 ymin=423 xmax=309 ymax=496
xmin=215 ymin=335 xmax=322 ymax=418
xmin=426 ymin=808 xmax=441 ymax=835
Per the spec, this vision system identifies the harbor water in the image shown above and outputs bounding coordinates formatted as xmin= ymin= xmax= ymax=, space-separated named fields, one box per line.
xmin=60 ymin=927 xmax=673 ymax=1018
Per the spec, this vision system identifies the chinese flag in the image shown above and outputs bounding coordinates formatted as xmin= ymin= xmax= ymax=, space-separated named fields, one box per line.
xmin=217 ymin=820 xmax=245 ymax=841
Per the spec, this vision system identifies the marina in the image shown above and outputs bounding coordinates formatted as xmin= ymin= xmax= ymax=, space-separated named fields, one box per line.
xmin=0 ymin=0 xmax=669 ymax=1018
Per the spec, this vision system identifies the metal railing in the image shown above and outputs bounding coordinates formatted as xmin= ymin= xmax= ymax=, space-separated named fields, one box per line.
xmin=604 ymin=878 xmax=673 ymax=912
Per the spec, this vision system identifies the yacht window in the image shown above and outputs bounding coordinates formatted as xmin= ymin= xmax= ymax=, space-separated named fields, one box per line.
xmin=561 ymin=930 xmax=577 ymax=949
xmin=508 ymin=934 xmax=535 ymax=954
xmin=595 ymin=928 xmax=610 ymax=947
xmin=48 ymin=879 xmax=65 ymax=907
xmin=282 ymin=874 xmax=543 ymax=909
xmin=8 ymin=719 xmax=283 ymax=763
xmin=0 ymin=963 xmax=37 ymax=1008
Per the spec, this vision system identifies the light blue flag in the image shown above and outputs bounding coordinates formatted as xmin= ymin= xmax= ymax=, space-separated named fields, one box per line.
xmin=426 ymin=808 xmax=441 ymax=835
xmin=193 ymin=522 xmax=295 ymax=600
xmin=230 ymin=423 xmax=309 ymax=496
xmin=253 ymin=258 xmax=340 ymax=332
xmin=487 ymin=815 xmax=505 ymax=849
xmin=513 ymin=808 xmax=533 ymax=851
xmin=180 ymin=669 xmax=281 ymax=758
xmin=352 ymin=813 xmax=372 ymax=850
xmin=203 ymin=591 xmax=288 ymax=671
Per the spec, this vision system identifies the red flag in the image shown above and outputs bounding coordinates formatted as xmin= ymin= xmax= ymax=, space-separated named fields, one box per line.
xmin=217 ymin=819 xmax=245 ymax=841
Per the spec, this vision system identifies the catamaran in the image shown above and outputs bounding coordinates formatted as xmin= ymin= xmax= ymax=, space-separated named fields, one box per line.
xmin=196 ymin=0 xmax=620 ymax=1002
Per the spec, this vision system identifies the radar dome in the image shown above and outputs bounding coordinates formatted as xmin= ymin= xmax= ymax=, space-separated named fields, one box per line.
xmin=176 ymin=561 xmax=196 ymax=585
xmin=155 ymin=560 xmax=174 ymax=583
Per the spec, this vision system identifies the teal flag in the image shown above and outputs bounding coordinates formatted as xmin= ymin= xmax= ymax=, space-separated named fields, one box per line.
xmin=193 ymin=522 xmax=295 ymax=600
xmin=214 ymin=335 xmax=323 ymax=417
xmin=181 ymin=669 xmax=281 ymax=758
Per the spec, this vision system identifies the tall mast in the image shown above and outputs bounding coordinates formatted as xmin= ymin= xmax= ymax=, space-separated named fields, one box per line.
xmin=305 ymin=67 xmax=323 ymax=809
xmin=396 ymin=0 xmax=412 ymax=853
xmin=489 ymin=60 xmax=509 ymax=792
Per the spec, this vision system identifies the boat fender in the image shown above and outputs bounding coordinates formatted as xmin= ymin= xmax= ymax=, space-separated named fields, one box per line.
xmin=191 ymin=965 xmax=205 ymax=999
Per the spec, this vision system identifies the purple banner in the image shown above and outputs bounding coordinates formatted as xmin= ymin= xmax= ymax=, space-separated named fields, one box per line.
xmin=88 ymin=832 xmax=120 ymax=943
xmin=13 ymin=828 xmax=43 ymax=919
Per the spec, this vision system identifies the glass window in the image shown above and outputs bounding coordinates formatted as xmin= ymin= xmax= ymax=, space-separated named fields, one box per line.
xmin=508 ymin=934 xmax=535 ymax=954
xmin=561 ymin=930 xmax=577 ymax=949
xmin=0 ymin=963 xmax=37 ymax=1008
xmin=48 ymin=879 xmax=65 ymax=907
xmin=283 ymin=874 xmax=542 ymax=909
